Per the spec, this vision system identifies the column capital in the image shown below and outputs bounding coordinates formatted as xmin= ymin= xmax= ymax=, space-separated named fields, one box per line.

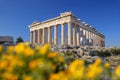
xmin=61 ymin=23 xmax=65 ymax=25
xmin=54 ymin=25 xmax=58 ymax=27
xmin=68 ymin=21 xmax=72 ymax=25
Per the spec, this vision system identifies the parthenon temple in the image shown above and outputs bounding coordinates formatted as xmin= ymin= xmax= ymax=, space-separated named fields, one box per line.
xmin=29 ymin=12 xmax=105 ymax=47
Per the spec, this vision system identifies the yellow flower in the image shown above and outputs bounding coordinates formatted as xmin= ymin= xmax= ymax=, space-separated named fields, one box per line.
xmin=0 ymin=61 xmax=8 ymax=69
xmin=48 ymin=52 xmax=58 ymax=58
xmin=7 ymin=46 xmax=14 ymax=53
xmin=3 ymin=72 xmax=18 ymax=80
xmin=7 ymin=55 xmax=15 ymax=61
xmin=10 ymin=59 xmax=17 ymax=67
xmin=93 ymin=58 xmax=102 ymax=66
xmin=40 ymin=43 xmax=50 ymax=55
xmin=86 ymin=64 xmax=103 ymax=79
xmin=1 ymin=54 xmax=7 ymax=59
xmin=24 ymin=42 xmax=30 ymax=46
xmin=23 ymin=75 xmax=33 ymax=80
xmin=0 ymin=45 xmax=4 ymax=53
xmin=58 ymin=55 xmax=64 ymax=62
xmin=69 ymin=59 xmax=84 ymax=71
xmin=7 ymin=66 xmax=13 ymax=72
xmin=69 ymin=59 xmax=84 ymax=79
xmin=49 ymin=71 xmax=69 ymax=80
xmin=37 ymin=59 xmax=45 ymax=68
xmin=35 ymin=46 xmax=41 ymax=51
xmin=52 ymin=64 xmax=56 ymax=70
xmin=16 ymin=60 xmax=24 ymax=67
xmin=115 ymin=65 xmax=120 ymax=77
xmin=24 ymin=47 xmax=34 ymax=57
xmin=104 ymin=62 xmax=110 ymax=68
xmin=15 ymin=43 xmax=25 ymax=54
xmin=29 ymin=60 xmax=38 ymax=70
xmin=49 ymin=73 xmax=59 ymax=80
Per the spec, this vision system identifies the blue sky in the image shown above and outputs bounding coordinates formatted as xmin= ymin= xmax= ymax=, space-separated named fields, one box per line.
xmin=0 ymin=0 xmax=120 ymax=47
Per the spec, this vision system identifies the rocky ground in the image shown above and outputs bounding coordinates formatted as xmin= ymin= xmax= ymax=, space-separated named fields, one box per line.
xmin=105 ymin=55 xmax=120 ymax=70
xmin=51 ymin=45 xmax=120 ymax=69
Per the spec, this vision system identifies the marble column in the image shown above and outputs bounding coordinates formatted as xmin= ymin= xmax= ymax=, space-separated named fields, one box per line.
xmin=61 ymin=24 xmax=65 ymax=45
xmin=35 ymin=30 xmax=37 ymax=43
xmin=38 ymin=29 xmax=42 ymax=44
xmin=38 ymin=29 xmax=40 ymax=44
xmin=76 ymin=27 xmax=80 ymax=46
xmin=86 ymin=30 xmax=89 ymax=39
xmin=82 ymin=29 xmax=86 ymax=46
xmin=40 ymin=29 xmax=42 ymax=44
xmin=86 ymin=30 xmax=89 ymax=45
xmin=45 ymin=28 xmax=48 ymax=43
xmin=91 ymin=32 xmax=92 ymax=39
xmin=35 ymin=30 xmax=38 ymax=43
xmin=88 ymin=31 xmax=90 ymax=40
xmin=92 ymin=33 xmax=95 ymax=46
xmin=73 ymin=26 xmax=76 ymax=45
xmin=83 ymin=29 xmax=86 ymax=36
xmin=88 ymin=31 xmax=90 ymax=45
xmin=80 ymin=27 xmax=83 ymax=45
xmin=94 ymin=34 xmax=97 ymax=46
xmin=54 ymin=25 xmax=58 ymax=44
xmin=42 ymin=28 xmax=45 ymax=44
xmin=92 ymin=33 xmax=95 ymax=40
xmin=68 ymin=22 xmax=72 ymax=45
xmin=30 ymin=31 xmax=32 ymax=44
xmin=35 ymin=30 xmax=36 ymax=43
xmin=33 ymin=31 xmax=35 ymax=44
xmin=91 ymin=32 xmax=94 ymax=46
xmin=97 ymin=35 xmax=100 ymax=46
xmin=96 ymin=35 xmax=98 ymax=46
xmin=48 ymin=27 xmax=52 ymax=44
xmin=89 ymin=32 xmax=91 ymax=40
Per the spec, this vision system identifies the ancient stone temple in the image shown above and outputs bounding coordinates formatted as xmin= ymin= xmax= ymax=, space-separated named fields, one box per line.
xmin=29 ymin=12 xmax=105 ymax=47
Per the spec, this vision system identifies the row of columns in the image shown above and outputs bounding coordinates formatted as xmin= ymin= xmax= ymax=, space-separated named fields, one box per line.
xmin=30 ymin=22 xmax=103 ymax=46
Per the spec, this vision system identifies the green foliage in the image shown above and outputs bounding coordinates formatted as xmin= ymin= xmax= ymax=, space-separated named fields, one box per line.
xmin=110 ymin=48 xmax=120 ymax=55
xmin=63 ymin=51 xmax=79 ymax=64
xmin=16 ymin=36 xmax=24 ymax=44
xmin=93 ymin=48 xmax=120 ymax=57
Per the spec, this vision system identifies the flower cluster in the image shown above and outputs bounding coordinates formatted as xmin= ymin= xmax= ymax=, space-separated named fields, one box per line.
xmin=0 ymin=43 xmax=120 ymax=80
